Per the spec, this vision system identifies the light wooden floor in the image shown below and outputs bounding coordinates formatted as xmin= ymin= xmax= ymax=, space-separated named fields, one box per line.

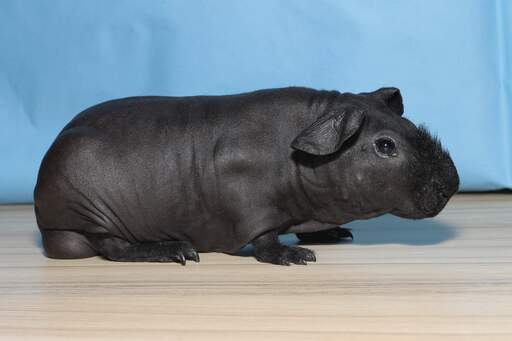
xmin=1 ymin=194 xmax=511 ymax=341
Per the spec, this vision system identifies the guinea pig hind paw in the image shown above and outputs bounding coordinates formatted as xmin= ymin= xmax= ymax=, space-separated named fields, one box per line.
xmin=98 ymin=240 xmax=200 ymax=265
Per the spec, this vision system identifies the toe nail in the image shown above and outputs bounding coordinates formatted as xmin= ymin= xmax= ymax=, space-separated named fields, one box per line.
xmin=178 ymin=253 xmax=186 ymax=266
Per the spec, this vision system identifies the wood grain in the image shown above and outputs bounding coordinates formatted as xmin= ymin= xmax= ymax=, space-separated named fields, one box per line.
xmin=0 ymin=194 xmax=511 ymax=340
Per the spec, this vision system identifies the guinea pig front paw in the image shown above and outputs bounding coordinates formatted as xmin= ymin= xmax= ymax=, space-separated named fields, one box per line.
xmin=297 ymin=227 xmax=353 ymax=244
xmin=254 ymin=245 xmax=316 ymax=266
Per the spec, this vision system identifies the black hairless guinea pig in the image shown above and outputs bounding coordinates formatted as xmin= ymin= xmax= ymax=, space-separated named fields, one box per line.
xmin=34 ymin=87 xmax=459 ymax=265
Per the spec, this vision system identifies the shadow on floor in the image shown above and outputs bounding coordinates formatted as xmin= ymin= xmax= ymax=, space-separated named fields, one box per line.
xmin=344 ymin=214 xmax=458 ymax=245
xmin=234 ymin=214 xmax=458 ymax=257
xmin=33 ymin=231 xmax=43 ymax=249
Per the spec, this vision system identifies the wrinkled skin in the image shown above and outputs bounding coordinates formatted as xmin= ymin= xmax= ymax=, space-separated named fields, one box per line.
xmin=34 ymin=87 xmax=459 ymax=265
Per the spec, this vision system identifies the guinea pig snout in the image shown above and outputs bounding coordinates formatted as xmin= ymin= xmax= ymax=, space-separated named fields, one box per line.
xmin=419 ymin=189 xmax=448 ymax=217
xmin=421 ymin=169 xmax=459 ymax=217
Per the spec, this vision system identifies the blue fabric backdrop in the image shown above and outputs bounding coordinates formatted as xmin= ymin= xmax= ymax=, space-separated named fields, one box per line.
xmin=0 ymin=0 xmax=511 ymax=203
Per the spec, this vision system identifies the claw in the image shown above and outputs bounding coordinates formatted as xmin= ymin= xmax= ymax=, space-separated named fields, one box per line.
xmin=178 ymin=242 xmax=200 ymax=263
xmin=188 ymin=250 xmax=200 ymax=263
xmin=293 ymin=246 xmax=316 ymax=263
xmin=193 ymin=252 xmax=200 ymax=263
xmin=279 ymin=259 xmax=291 ymax=266
xmin=308 ymin=253 xmax=317 ymax=262
xmin=184 ymin=248 xmax=200 ymax=263
xmin=177 ymin=252 xmax=186 ymax=266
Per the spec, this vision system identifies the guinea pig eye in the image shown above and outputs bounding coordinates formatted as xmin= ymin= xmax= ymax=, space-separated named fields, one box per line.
xmin=374 ymin=137 xmax=397 ymax=157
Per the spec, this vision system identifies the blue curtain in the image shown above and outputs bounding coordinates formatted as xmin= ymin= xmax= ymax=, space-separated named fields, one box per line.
xmin=0 ymin=0 xmax=511 ymax=203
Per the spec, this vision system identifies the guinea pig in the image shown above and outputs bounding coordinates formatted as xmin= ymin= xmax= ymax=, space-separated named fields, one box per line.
xmin=34 ymin=87 xmax=459 ymax=265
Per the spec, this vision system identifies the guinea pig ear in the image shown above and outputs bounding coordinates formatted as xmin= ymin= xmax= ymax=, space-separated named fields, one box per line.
xmin=291 ymin=109 xmax=366 ymax=156
xmin=366 ymin=87 xmax=404 ymax=116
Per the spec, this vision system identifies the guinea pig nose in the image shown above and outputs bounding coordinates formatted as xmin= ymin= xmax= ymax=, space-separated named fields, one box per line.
xmin=445 ymin=177 xmax=460 ymax=197
xmin=445 ymin=164 xmax=460 ymax=192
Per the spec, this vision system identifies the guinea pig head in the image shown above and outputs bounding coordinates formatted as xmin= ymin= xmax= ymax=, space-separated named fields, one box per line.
xmin=291 ymin=87 xmax=459 ymax=221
